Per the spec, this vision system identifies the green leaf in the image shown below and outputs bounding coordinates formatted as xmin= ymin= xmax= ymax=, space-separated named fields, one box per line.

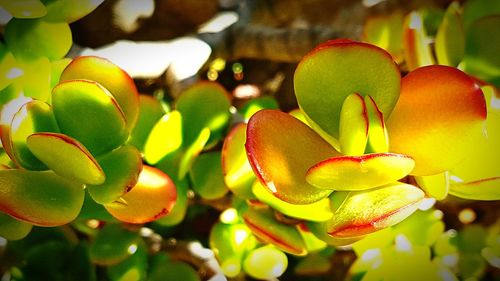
xmin=9 ymin=100 xmax=59 ymax=170
xmin=42 ymin=0 xmax=104 ymax=23
xmin=0 ymin=0 xmax=47 ymax=19
xmin=129 ymin=95 xmax=166 ymax=152
xmin=0 ymin=169 xmax=84 ymax=226
xmin=243 ymin=245 xmax=288 ymax=280
xmin=209 ymin=222 xmax=257 ymax=278
xmin=435 ymin=2 xmax=465 ymax=67
xmin=107 ymin=241 xmax=147 ymax=281
xmin=242 ymin=207 xmax=307 ymax=256
xmin=88 ymin=145 xmax=143 ymax=204
xmin=190 ymin=151 xmax=228 ymax=200
xmin=5 ymin=18 xmax=71 ymax=61
xmin=144 ymin=110 xmax=182 ymax=165
xmin=239 ymin=96 xmax=279 ymax=120
xmin=0 ymin=211 xmax=32 ymax=240
xmin=60 ymin=56 xmax=140 ymax=130
xmin=176 ymin=81 xmax=231 ymax=148
xmin=339 ymin=93 xmax=369 ymax=156
xmin=27 ymin=132 xmax=105 ymax=185
xmin=222 ymin=123 xmax=256 ymax=199
xmin=89 ymin=223 xmax=141 ymax=266
xmin=294 ymin=39 xmax=400 ymax=139
xmin=149 ymin=260 xmax=200 ymax=281
xmin=52 ymin=79 xmax=129 ymax=156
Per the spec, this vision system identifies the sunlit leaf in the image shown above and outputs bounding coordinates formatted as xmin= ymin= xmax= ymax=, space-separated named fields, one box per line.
xmin=144 ymin=110 xmax=182 ymax=165
xmin=42 ymin=0 xmax=105 ymax=23
xmin=89 ymin=223 xmax=141 ymax=266
xmin=435 ymin=2 xmax=465 ymax=67
xmin=190 ymin=151 xmax=228 ymax=200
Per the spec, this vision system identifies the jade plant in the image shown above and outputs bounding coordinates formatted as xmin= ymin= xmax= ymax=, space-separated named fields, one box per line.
xmin=0 ymin=1 xmax=499 ymax=280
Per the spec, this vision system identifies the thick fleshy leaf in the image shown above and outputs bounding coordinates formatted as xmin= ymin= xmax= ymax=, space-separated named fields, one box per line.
xmin=129 ymin=95 xmax=166 ymax=152
xmin=294 ymin=39 xmax=400 ymax=139
xmin=5 ymin=18 xmax=71 ymax=61
xmin=155 ymin=178 xmax=188 ymax=226
xmin=89 ymin=223 xmax=141 ymax=266
xmin=246 ymin=109 xmax=339 ymax=204
xmin=0 ymin=0 xmax=47 ymax=18
xmin=243 ymin=245 xmax=288 ymax=280
xmin=339 ymin=93 xmax=368 ymax=156
xmin=306 ymin=153 xmax=415 ymax=191
xmin=0 ymin=211 xmax=33 ymax=240
xmin=52 ymin=79 xmax=129 ymax=156
xmin=87 ymin=145 xmax=143 ymax=204
xmin=365 ymin=95 xmax=389 ymax=153
xmin=222 ymin=123 xmax=255 ymax=199
xmin=60 ymin=56 xmax=140 ymax=130
xmin=50 ymin=58 xmax=72 ymax=88
xmin=176 ymin=81 xmax=231 ymax=147
xmin=402 ymin=11 xmax=435 ymax=71
xmin=326 ymin=182 xmax=424 ymax=238
xmin=105 ymin=165 xmax=177 ymax=224
xmin=462 ymin=0 xmax=500 ymax=30
xmin=435 ymin=2 xmax=465 ymax=67
xmin=449 ymin=177 xmax=500 ymax=200
xmin=149 ymin=260 xmax=200 ymax=281
xmin=9 ymin=100 xmax=59 ymax=170
xmin=144 ymin=110 xmax=182 ymax=164
xmin=209 ymin=222 xmax=257 ymax=278
xmin=239 ymin=96 xmax=279 ymax=121
xmin=19 ymin=56 xmax=51 ymax=100
xmin=387 ymin=65 xmax=487 ymax=176
xmin=252 ymin=181 xmax=332 ymax=222
xmin=43 ymin=0 xmax=104 ymax=23
xmin=462 ymin=16 xmax=500 ymax=85
xmin=178 ymin=127 xmax=210 ymax=179
xmin=362 ymin=11 xmax=404 ymax=63
xmin=27 ymin=133 xmax=105 ymax=185
xmin=450 ymin=85 xmax=500 ymax=182
xmin=0 ymin=46 xmax=22 ymax=92
xmin=189 ymin=151 xmax=228 ymax=200
xmin=242 ymin=207 xmax=307 ymax=256
xmin=415 ymin=171 xmax=450 ymax=200
xmin=0 ymin=169 xmax=84 ymax=226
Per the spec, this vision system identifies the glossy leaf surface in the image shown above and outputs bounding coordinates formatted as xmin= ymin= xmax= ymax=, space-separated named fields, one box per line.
xmin=294 ymin=39 xmax=400 ymax=139
xmin=246 ymin=110 xmax=339 ymax=204
xmin=190 ymin=151 xmax=228 ymax=200
xmin=88 ymin=145 xmax=143 ymax=204
xmin=27 ymin=132 xmax=105 ymax=185
xmin=326 ymin=182 xmax=424 ymax=237
xmin=306 ymin=153 xmax=415 ymax=191
xmin=144 ymin=110 xmax=182 ymax=164
xmin=43 ymin=0 xmax=105 ymax=23
xmin=387 ymin=65 xmax=487 ymax=176
xmin=60 ymin=56 xmax=140 ymax=130
xmin=0 ymin=169 xmax=84 ymax=226
xmin=89 ymin=223 xmax=140 ymax=266
xmin=339 ymin=93 xmax=368 ymax=156
xmin=52 ymin=79 xmax=129 ymax=156
xmin=129 ymin=95 xmax=166 ymax=152
xmin=105 ymin=165 xmax=177 ymax=224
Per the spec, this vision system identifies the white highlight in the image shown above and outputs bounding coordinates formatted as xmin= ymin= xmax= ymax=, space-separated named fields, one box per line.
xmin=113 ymin=0 xmax=155 ymax=33
xmin=198 ymin=12 xmax=239 ymax=33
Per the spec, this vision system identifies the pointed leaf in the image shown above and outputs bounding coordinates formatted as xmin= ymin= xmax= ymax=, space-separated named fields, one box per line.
xmin=52 ymin=79 xmax=129 ymax=156
xmin=246 ymin=109 xmax=339 ymax=204
xmin=326 ymin=182 xmax=424 ymax=238
xmin=365 ymin=95 xmax=389 ymax=153
xmin=449 ymin=177 xmax=500 ymax=200
xmin=306 ymin=153 xmax=415 ymax=191
xmin=242 ymin=207 xmax=307 ymax=256
xmin=0 ymin=169 xmax=84 ymax=226
xmin=339 ymin=93 xmax=368 ymax=156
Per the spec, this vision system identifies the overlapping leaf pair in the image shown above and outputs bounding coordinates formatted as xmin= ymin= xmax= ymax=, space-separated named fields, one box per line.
xmin=220 ymin=39 xmax=494 ymax=256
xmin=0 ymin=56 xmax=177 ymax=231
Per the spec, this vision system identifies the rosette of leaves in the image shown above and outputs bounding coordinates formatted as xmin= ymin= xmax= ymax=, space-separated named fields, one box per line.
xmin=0 ymin=56 xmax=178 ymax=240
xmin=218 ymin=39 xmax=494 ymax=261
